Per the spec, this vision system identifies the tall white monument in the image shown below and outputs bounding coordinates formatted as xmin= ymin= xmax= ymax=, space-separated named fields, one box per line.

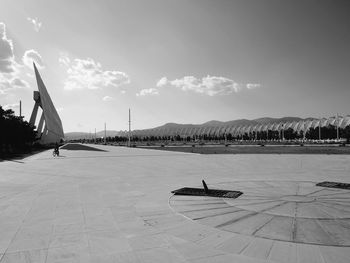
xmin=29 ymin=63 xmax=64 ymax=144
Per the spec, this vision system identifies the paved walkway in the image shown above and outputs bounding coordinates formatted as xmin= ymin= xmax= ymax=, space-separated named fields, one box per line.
xmin=0 ymin=144 xmax=349 ymax=262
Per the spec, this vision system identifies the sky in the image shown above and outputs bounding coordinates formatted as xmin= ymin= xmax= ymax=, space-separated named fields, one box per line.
xmin=0 ymin=0 xmax=349 ymax=132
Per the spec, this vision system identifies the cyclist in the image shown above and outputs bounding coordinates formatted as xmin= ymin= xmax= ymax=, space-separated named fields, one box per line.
xmin=54 ymin=142 xmax=59 ymax=156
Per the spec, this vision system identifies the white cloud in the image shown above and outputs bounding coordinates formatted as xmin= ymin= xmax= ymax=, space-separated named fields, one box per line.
xmin=0 ymin=23 xmax=31 ymax=95
xmin=3 ymin=102 xmax=19 ymax=109
xmin=156 ymin=77 xmax=168 ymax=87
xmin=136 ymin=88 xmax=159 ymax=97
xmin=157 ymin=75 xmax=262 ymax=96
xmin=1 ymin=77 xmax=29 ymax=89
xmin=59 ymin=54 xmax=130 ymax=90
xmin=10 ymin=77 xmax=29 ymax=88
xmin=27 ymin=17 xmax=42 ymax=32
xmin=0 ymin=76 xmax=30 ymax=94
xmin=159 ymin=75 xmax=241 ymax=96
xmin=58 ymin=53 xmax=70 ymax=67
xmin=246 ymin=83 xmax=261 ymax=89
xmin=102 ymin=95 xmax=114 ymax=101
xmin=22 ymin=49 xmax=44 ymax=69
xmin=0 ymin=22 xmax=17 ymax=73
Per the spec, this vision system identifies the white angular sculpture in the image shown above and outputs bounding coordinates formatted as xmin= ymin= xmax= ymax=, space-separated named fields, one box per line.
xmin=29 ymin=63 xmax=64 ymax=144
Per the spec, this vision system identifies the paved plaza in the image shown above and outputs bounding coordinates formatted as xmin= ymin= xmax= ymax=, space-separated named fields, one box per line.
xmin=0 ymin=144 xmax=350 ymax=262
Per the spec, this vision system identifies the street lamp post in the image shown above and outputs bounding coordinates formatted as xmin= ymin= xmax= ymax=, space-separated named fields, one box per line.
xmin=128 ymin=108 xmax=131 ymax=147
xmin=104 ymin=123 xmax=106 ymax=145
xmin=336 ymin=114 xmax=339 ymax=141
xmin=318 ymin=118 xmax=321 ymax=141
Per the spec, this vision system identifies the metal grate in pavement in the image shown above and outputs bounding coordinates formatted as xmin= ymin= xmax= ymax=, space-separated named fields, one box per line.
xmin=171 ymin=187 xmax=243 ymax=198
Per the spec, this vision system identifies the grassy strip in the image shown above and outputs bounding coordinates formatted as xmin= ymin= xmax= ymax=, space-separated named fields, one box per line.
xmin=140 ymin=145 xmax=350 ymax=154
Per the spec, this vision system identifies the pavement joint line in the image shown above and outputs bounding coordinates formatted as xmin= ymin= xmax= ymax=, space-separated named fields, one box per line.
xmin=251 ymin=216 xmax=276 ymax=236
xmin=315 ymin=201 xmax=350 ymax=214
xmin=2 ymin=145 xmax=350 ymax=262
xmin=265 ymin=240 xmax=275 ymax=260
xmin=216 ymin=211 xmax=258 ymax=228
xmin=237 ymin=239 xmax=252 ymax=255
xmin=0 ymin=185 xmax=48 ymax=258
xmin=305 ymin=188 xmax=327 ymax=196
xmin=171 ymin=180 xmax=350 ymax=246
xmin=193 ymin=209 xmax=246 ymax=221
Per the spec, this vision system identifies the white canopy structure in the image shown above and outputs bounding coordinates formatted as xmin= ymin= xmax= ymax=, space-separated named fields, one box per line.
xmin=131 ymin=116 xmax=350 ymax=139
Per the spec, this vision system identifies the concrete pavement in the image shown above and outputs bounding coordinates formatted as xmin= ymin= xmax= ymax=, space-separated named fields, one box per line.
xmin=0 ymin=143 xmax=349 ymax=262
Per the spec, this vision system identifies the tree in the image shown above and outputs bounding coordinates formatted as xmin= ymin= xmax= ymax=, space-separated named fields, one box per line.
xmin=0 ymin=106 xmax=37 ymax=154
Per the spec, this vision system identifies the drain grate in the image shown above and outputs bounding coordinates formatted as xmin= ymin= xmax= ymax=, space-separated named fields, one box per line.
xmin=171 ymin=187 xmax=243 ymax=198
xmin=316 ymin=181 xmax=350 ymax=190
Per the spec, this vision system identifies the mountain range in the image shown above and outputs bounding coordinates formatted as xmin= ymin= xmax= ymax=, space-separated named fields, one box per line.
xmin=64 ymin=116 xmax=313 ymax=140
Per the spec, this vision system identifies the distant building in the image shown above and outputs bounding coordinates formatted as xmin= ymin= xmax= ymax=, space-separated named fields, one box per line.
xmin=29 ymin=63 xmax=64 ymax=144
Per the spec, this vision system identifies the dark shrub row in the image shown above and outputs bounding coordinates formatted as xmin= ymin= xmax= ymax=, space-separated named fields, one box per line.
xmin=0 ymin=106 xmax=37 ymax=155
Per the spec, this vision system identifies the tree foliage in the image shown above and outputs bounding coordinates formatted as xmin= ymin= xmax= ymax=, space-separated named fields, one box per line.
xmin=0 ymin=105 xmax=37 ymax=154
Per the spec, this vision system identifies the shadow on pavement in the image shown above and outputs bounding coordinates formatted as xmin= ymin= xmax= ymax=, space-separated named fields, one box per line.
xmin=61 ymin=143 xmax=107 ymax=152
xmin=0 ymin=158 xmax=25 ymax=163
xmin=0 ymin=148 xmax=48 ymax=163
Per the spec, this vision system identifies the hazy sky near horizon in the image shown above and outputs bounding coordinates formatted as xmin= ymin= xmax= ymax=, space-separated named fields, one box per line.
xmin=0 ymin=0 xmax=349 ymax=132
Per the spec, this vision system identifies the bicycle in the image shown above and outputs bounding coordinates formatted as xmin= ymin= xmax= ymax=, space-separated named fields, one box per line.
xmin=52 ymin=149 xmax=59 ymax=157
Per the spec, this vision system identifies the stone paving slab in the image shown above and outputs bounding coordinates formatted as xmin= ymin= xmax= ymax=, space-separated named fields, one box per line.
xmin=1 ymin=143 xmax=350 ymax=262
xmin=171 ymin=180 xmax=350 ymax=247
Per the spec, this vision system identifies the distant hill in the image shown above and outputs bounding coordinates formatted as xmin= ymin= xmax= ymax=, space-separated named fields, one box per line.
xmin=64 ymin=116 xmax=316 ymax=140
xmin=253 ymin=117 xmax=304 ymax=124
xmin=225 ymin=119 xmax=259 ymax=126
xmin=146 ymin=117 xmax=316 ymax=132
xmin=201 ymin=120 xmax=225 ymax=126
xmin=64 ymin=132 xmax=90 ymax=141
